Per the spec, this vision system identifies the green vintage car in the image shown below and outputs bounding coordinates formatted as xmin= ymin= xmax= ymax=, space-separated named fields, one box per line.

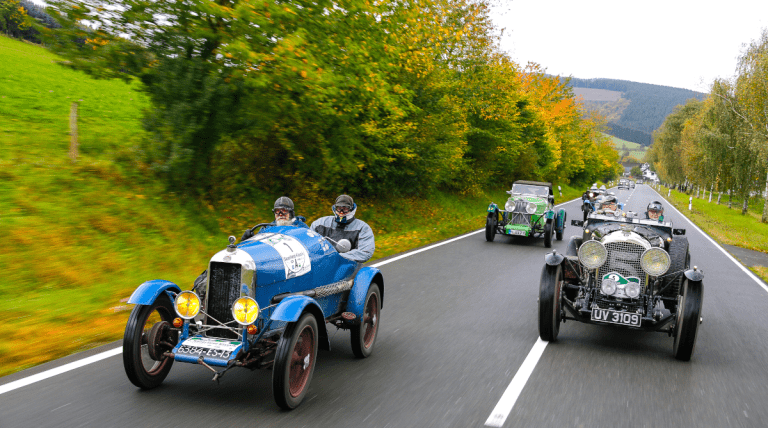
xmin=485 ymin=180 xmax=566 ymax=248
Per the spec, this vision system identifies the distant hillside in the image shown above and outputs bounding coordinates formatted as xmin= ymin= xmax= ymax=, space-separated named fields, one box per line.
xmin=566 ymin=78 xmax=707 ymax=146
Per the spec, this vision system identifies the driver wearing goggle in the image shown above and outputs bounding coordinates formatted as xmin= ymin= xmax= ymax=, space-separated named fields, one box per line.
xmin=647 ymin=201 xmax=664 ymax=221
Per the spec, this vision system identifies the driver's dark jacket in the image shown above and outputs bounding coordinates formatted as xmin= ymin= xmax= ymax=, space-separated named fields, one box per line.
xmin=310 ymin=216 xmax=375 ymax=264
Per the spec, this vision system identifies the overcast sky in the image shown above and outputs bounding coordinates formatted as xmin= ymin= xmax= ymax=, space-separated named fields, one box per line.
xmin=489 ymin=0 xmax=768 ymax=93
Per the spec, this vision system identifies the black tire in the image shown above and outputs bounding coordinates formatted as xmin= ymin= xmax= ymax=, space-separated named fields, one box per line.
xmin=273 ymin=313 xmax=319 ymax=410
xmin=543 ymin=220 xmax=553 ymax=248
xmin=485 ymin=213 xmax=497 ymax=242
xmin=673 ymin=279 xmax=704 ymax=361
xmin=565 ymin=236 xmax=582 ymax=257
xmin=351 ymin=283 xmax=381 ymax=358
xmin=555 ymin=212 xmax=565 ymax=241
xmin=538 ymin=264 xmax=563 ymax=341
xmin=665 ymin=237 xmax=690 ymax=297
xmin=123 ymin=294 xmax=176 ymax=389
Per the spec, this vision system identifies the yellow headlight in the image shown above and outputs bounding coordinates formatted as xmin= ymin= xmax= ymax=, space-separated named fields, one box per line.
xmin=232 ymin=297 xmax=259 ymax=325
xmin=640 ymin=247 xmax=671 ymax=276
xmin=175 ymin=291 xmax=200 ymax=320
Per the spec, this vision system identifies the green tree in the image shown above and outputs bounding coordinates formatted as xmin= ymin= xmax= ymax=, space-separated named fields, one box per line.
xmin=0 ymin=0 xmax=30 ymax=37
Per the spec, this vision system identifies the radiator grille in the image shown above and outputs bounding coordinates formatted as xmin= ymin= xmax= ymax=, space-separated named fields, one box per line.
xmin=206 ymin=261 xmax=241 ymax=339
xmin=598 ymin=241 xmax=646 ymax=289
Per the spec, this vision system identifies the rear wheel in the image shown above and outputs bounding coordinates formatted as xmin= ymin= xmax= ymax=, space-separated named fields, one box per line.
xmin=123 ymin=294 xmax=177 ymax=389
xmin=538 ymin=264 xmax=563 ymax=341
xmin=673 ymin=279 xmax=703 ymax=361
xmin=485 ymin=213 xmax=497 ymax=242
xmin=543 ymin=220 xmax=553 ymax=248
xmin=351 ymin=283 xmax=381 ymax=358
xmin=273 ymin=313 xmax=319 ymax=410
xmin=555 ymin=211 xmax=565 ymax=241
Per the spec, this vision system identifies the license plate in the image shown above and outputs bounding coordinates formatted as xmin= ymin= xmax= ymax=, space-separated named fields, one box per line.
xmin=507 ymin=229 xmax=527 ymax=236
xmin=176 ymin=337 xmax=241 ymax=359
xmin=591 ymin=308 xmax=642 ymax=327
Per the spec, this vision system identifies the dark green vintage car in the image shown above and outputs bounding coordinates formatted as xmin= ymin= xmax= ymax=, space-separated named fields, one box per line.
xmin=485 ymin=180 xmax=566 ymax=248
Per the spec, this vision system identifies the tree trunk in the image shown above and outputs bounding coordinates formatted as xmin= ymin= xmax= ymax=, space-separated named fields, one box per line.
xmin=742 ymin=197 xmax=749 ymax=215
xmin=728 ymin=189 xmax=733 ymax=208
xmin=717 ymin=192 xmax=722 ymax=205
xmin=762 ymin=170 xmax=768 ymax=223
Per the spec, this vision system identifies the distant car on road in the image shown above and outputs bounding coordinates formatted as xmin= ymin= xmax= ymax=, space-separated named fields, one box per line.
xmin=538 ymin=210 xmax=704 ymax=361
xmin=122 ymin=225 xmax=383 ymax=409
xmin=618 ymin=179 xmax=630 ymax=190
xmin=486 ymin=180 xmax=566 ymax=248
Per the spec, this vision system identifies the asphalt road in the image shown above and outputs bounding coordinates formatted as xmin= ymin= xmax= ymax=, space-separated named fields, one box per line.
xmin=2 ymin=184 xmax=768 ymax=428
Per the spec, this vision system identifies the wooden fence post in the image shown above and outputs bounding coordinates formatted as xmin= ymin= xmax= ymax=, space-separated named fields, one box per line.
xmin=69 ymin=102 xmax=78 ymax=162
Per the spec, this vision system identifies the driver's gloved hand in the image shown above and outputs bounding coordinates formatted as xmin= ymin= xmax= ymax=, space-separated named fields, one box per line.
xmin=241 ymin=228 xmax=254 ymax=241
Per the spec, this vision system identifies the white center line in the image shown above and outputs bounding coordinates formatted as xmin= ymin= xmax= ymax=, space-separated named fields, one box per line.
xmin=484 ymin=339 xmax=548 ymax=427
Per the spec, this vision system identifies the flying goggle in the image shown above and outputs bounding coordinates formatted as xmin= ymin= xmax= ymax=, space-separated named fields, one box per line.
xmin=335 ymin=206 xmax=352 ymax=215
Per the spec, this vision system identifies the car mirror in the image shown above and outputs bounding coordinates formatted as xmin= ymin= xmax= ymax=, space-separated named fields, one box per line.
xmin=673 ymin=228 xmax=686 ymax=235
xmin=571 ymin=220 xmax=584 ymax=227
xmin=335 ymin=239 xmax=352 ymax=253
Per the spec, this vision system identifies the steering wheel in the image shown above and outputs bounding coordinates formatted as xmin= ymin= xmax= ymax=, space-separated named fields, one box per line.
xmin=248 ymin=223 xmax=273 ymax=234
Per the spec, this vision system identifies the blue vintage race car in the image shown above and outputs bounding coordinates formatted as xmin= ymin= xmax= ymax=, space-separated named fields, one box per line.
xmin=122 ymin=225 xmax=383 ymax=409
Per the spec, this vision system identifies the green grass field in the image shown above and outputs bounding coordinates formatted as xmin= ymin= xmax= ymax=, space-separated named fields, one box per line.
xmin=605 ymin=133 xmax=646 ymax=161
xmin=0 ymin=35 xmax=588 ymax=377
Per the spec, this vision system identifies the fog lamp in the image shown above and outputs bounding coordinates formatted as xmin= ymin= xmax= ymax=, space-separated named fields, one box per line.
xmin=601 ymin=278 xmax=617 ymax=296
xmin=625 ymin=282 xmax=641 ymax=299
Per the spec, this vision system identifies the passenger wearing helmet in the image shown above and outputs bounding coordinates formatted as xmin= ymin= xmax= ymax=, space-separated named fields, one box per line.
xmin=310 ymin=194 xmax=375 ymax=263
xmin=646 ymin=201 xmax=664 ymax=222
xmin=240 ymin=196 xmax=308 ymax=241
xmin=596 ymin=195 xmax=620 ymax=215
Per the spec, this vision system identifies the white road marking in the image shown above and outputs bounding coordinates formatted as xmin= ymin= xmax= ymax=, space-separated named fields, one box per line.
xmin=0 ymin=347 xmax=121 ymax=395
xmin=484 ymin=339 xmax=548 ymax=427
xmin=651 ymin=187 xmax=768 ymax=294
xmin=0 ymin=196 xmax=584 ymax=396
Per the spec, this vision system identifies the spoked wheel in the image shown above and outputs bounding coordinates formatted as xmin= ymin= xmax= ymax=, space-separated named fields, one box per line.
xmin=543 ymin=220 xmax=553 ymax=248
xmin=673 ymin=279 xmax=704 ymax=361
xmin=351 ymin=283 xmax=381 ymax=358
xmin=538 ymin=263 xmax=563 ymax=341
xmin=123 ymin=294 xmax=177 ymax=389
xmin=273 ymin=313 xmax=319 ymax=410
xmin=485 ymin=213 xmax=497 ymax=242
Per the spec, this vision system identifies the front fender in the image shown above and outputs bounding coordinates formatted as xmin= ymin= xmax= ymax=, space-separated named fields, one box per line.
xmin=346 ymin=267 xmax=383 ymax=320
xmin=128 ymin=280 xmax=182 ymax=305
xmin=684 ymin=268 xmax=705 ymax=282
xmin=556 ymin=208 xmax=567 ymax=231
xmin=544 ymin=210 xmax=556 ymax=220
xmin=487 ymin=202 xmax=499 ymax=214
xmin=271 ymin=295 xmax=330 ymax=351
xmin=544 ymin=251 xmax=565 ymax=266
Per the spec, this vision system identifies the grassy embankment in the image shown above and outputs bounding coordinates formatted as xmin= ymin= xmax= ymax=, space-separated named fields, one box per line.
xmin=0 ymin=35 xmax=585 ymax=377
xmin=656 ymin=184 xmax=768 ymax=281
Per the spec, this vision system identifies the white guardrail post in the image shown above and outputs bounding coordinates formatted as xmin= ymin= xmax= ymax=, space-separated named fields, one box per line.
xmin=688 ymin=196 xmax=692 ymax=210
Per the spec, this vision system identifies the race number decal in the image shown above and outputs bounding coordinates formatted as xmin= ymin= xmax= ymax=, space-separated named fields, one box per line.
xmin=263 ymin=234 xmax=312 ymax=279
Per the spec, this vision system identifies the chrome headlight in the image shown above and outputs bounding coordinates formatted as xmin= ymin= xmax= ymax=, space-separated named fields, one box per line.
xmin=578 ymin=240 xmax=607 ymax=269
xmin=526 ymin=202 xmax=537 ymax=214
xmin=601 ymin=278 xmax=617 ymax=295
xmin=175 ymin=291 xmax=201 ymax=320
xmin=625 ymin=282 xmax=641 ymax=299
xmin=505 ymin=201 xmax=514 ymax=211
xmin=640 ymin=247 xmax=671 ymax=276
xmin=232 ymin=296 xmax=260 ymax=326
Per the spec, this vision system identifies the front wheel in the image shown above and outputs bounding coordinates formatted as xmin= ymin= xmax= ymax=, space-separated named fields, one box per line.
xmin=485 ymin=213 xmax=497 ymax=242
xmin=273 ymin=313 xmax=319 ymax=410
xmin=351 ymin=283 xmax=381 ymax=358
xmin=538 ymin=264 xmax=563 ymax=341
xmin=123 ymin=294 xmax=177 ymax=389
xmin=543 ymin=220 xmax=553 ymax=248
xmin=673 ymin=279 xmax=703 ymax=361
